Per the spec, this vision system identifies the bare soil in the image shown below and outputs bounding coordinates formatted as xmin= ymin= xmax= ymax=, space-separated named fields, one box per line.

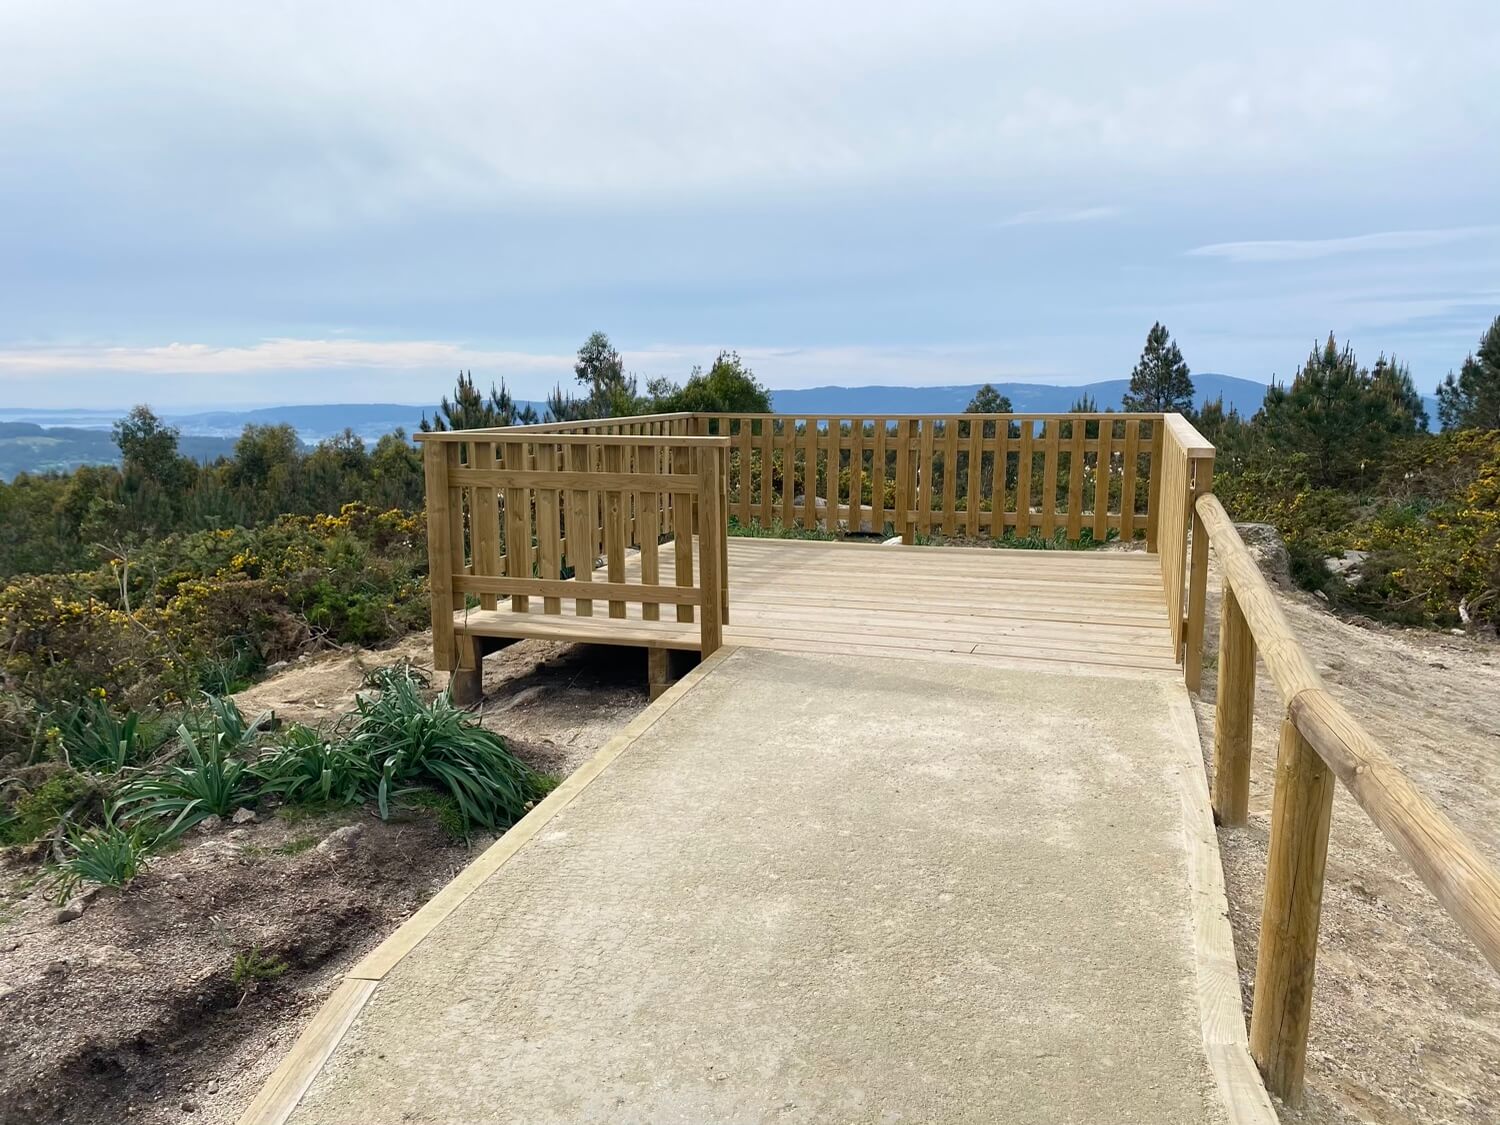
xmin=0 ymin=638 xmax=652 ymax=1125
xmin=1194 ymin=530 xmax=1500 ymax=1125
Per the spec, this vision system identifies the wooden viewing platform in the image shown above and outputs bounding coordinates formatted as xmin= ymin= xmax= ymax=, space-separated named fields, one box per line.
xmin=241 ymin=408 xmax=1500 ymax=1125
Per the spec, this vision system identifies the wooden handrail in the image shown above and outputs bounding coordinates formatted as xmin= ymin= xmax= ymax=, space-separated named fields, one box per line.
xmin=1194 ymin=490 xmax=1500 ymax=1104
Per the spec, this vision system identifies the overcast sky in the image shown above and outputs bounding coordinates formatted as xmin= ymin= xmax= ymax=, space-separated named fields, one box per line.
xmin=3 ymin=1 xmax=1498 ymax=409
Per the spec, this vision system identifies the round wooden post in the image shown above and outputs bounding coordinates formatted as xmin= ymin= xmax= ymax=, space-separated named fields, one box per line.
xmin=1212 ymin=584 xmax=1256 ymax=826
xmin=1249 ymin=717 xmax=1336 ymax=1105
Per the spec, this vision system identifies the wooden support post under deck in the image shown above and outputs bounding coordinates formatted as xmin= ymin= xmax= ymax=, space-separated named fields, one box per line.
xmin=423 ymin=441 xmax=456 ymax=673
xmin=1212 ymin=584 xmax=1255 ymax=826
xmin=1250 ymin=717 xmax=1335 ymax=1105
xmin=696 ymin=446 xmax=724 ymax=655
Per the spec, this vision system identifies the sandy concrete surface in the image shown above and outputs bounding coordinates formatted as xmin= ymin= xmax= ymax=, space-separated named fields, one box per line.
xmin=289 ymin=648 xmax=1231 ymax=1125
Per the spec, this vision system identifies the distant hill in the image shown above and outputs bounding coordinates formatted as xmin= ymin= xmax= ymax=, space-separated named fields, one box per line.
xmin=768 ymin=375 xmax=1441 ymax=427
xmin=769 ymin=374 xmax=1268 ymax=416
xmin=0 ymin=423 xmax=237 ymax=481
xmin=163 ymin=402 xmax=447 ymax=441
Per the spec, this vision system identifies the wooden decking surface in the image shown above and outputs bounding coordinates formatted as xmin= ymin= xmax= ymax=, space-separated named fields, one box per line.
xmin=455 ymin=537 xmax=1179 ymax=676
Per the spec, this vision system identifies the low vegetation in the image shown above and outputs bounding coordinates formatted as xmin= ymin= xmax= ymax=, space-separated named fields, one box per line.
xmin=3 ymin=321 xmax=1497 ymax=897
xmin=5 ymin=676 xmax=550 ymax=903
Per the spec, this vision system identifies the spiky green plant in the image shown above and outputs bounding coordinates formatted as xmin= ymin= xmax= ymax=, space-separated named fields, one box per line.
xmin=50 ymin=816 xmax=151 ymax=900
xmin=113 ymin=724 xmax=254 ymax=837
xmin=249 ymin=724 xmax=377 ymax=807
xmin=345 ymin=668 xmax=549 ymax=831
xmin=46 ymin=693 xmax=169 ymax=774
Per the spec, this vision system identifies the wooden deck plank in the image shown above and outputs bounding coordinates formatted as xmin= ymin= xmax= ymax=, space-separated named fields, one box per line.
xmin=453 ymin=536 xmax=1177 ymax=678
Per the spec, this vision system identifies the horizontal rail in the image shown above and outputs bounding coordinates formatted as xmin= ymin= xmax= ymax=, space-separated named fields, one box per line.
xmin=449 ymin=468 xmax=701 ymax=492
xmin=1287 ymin=688 xmax=1500 ymax=970
xmin=416 ymin=430 xmax=726 ymax=447
xmin=453 ymin=576 xmax=704 ymax=605
xmin=1196 ymin=490 xmax=1500 ymax=1102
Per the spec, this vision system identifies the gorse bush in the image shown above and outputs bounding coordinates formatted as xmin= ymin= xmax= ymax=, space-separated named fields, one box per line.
xmin=346 ymin=668 xmax=549 ymax=831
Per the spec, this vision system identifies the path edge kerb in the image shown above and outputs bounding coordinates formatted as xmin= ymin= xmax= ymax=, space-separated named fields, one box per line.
xmin=235 ymin=644 xmax=741 ymax=1125
xmin=1164 ymin=683 xmax=1280 ymax=1125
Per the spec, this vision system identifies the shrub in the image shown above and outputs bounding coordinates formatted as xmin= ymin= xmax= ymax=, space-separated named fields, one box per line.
xmin=45 ymin=691 xmax=169 ymax=773
xmin=50 ymin=816 xmax=151 ymax=900
xmin=1 ymin=769 xmax=94 ymax=846
xmin=231 ymin=946 xmax=289 ymax=989
xmin=344 ymin=669 xmax=549 ymax=831
xmin=114 ymin=723 xmax=255 ymax=837
xmin=249 ymin=724 xmax=377 ymax=807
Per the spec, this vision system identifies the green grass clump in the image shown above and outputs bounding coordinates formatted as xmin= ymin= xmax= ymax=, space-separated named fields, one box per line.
xmin=727 ymin=517 xmax=837 ymax=541
xmin=345 ymin=668 xmax=549 ymax=832
xmin=249 ymin=724 xmax=377 ymax=807
xmin=50 ymin=816 xmax=150 ymax=900
xmin=114 ymin=723 xmax=255 ymax=838
xmin=231 ymin=946 xmax=289 ymax=989
xmin=45 ymin=692 xmax=171 ymax=773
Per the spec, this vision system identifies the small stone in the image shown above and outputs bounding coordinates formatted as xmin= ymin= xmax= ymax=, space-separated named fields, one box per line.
xmin=226 ymin=829 xmax=250 ymax=843
xmin=231 ymin=807 xmax=258 ymax=825
xmin=43 ymin=959 xmax=68 ymax=976
xmin=206 ymin=1080 xmax=219 ymax=1095
xmin=266 ymin=661 xmax=289 ymax=673
xmin=316 ymin=823 xmax=365 ymax=858
xmin=196 ymin=815 xmax=223 ymax=835
xmin=54 ymin=900 xmax=85 ymax=924
xmin=181 ymin=1099 xmax=198 ymax=1113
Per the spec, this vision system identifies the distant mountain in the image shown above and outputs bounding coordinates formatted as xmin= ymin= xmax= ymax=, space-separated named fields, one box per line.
xmin=768 ymin=374 xmax=1441 ymax=428
xmin=768 ymin=374 xmax=1270 ymax=416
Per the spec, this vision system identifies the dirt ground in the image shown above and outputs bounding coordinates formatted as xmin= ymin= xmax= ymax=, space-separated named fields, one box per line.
xmin=4 ymin=548 xmax=1497 ymax=1124
xmin=1193 ymin=530 xmax=1500 ymax=1125
xmin=0 ymin=638 xmax=653 ymax=1125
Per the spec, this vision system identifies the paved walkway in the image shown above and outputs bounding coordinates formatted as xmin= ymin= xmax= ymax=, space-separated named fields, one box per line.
xmin=254 ymin=647 xmax=1271 ymax=1125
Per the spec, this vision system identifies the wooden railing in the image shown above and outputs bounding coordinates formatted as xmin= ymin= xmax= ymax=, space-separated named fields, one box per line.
xmin=698 ymin=413 xmax=1170 ymax=547
xmin=415 ymin=429 xmax=730 ymax=673
xmin=1198 ymin=493 xmax=1500 ymax=1104
xmin=1156 ymin=416 xmax=1216 ymax=691
xmin=420 ymin=410 xmax=1216 ymax=686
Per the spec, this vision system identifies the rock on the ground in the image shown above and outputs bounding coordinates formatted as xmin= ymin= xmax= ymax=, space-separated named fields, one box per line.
xmin=317 ymin=823 xmax=365 ymax=859
xmin=231 ymin=807 xmax=258 ymax=824
xmin=195 ymin=815 xmax=223 ymax=835
xmin=54 ymin=900 xmax=85 ymax=924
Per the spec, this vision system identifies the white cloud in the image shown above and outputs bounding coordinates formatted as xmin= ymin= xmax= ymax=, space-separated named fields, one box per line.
xmin=996 ymin=206 xmax=1121 ymax=227
xmin=1187 ymin=225 xmax=1500 ymax=263
xmin=0 ymin=337 xmax=1069 ymax=400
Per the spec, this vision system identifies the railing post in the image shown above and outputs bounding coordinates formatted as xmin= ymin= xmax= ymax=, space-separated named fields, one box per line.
xmin=696 ymin=445 xmax=724 ymax=655
xmin=1212 ymin=583 xmax=1255 ymax=826
xmin=895 ymin=419 xmax=914 ymax=544
xmin=1183 ymin=455 xmax=1214 ymax=692
xmin=1250 ymin=717 xmax=1335 ymax=1105
xmin=422 ymin=440 xmax=456 ymax=673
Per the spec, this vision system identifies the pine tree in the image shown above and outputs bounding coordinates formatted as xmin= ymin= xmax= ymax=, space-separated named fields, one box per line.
xmin=1369 ymin=353 xmax=1429 ymax=432
xmin=1436 ymin=315 xmax=1500 ymax=431
xmin=1258 ymin=334 xmax=1421 ymax=489
xmin=965 ymin=384 xmax=1013 ymax=413
xmin=420 ymin=372 xmax=538 ymax=432
xmin=1122 ymin=323 xmax=1194 ymax=413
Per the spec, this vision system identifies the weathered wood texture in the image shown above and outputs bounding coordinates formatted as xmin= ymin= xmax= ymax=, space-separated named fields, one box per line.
xmin=1196 ymin=489 xmax=1500 ymax=1105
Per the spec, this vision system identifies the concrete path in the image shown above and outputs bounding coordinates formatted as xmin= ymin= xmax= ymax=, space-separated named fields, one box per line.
xmin=269 ymin=648 xmax=1270 ymax=1125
